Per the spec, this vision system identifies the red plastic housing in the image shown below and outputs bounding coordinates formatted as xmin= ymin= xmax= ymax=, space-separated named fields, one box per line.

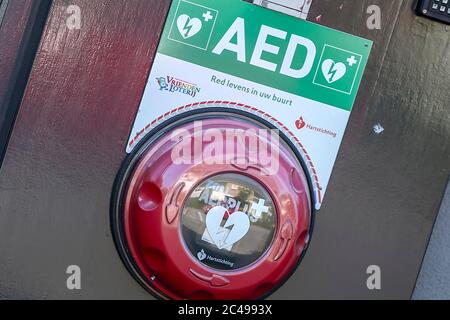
xmin=121 ymin=116 xmax=312 ymax=300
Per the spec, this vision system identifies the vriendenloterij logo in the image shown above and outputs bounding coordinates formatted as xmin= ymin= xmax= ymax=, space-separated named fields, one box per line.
xmin=168 ymin=0 xmax=218 ymax=50
xmin=156 ymin=76 xmax=201 ymax=97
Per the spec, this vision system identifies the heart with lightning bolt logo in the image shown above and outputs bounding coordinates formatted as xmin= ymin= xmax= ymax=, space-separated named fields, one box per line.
xmin=205 ymin=206 xmax=250 ymax=250
xmin=177 ymin=14 xmax=203 ymax=39
xmin=321 ymin=59 xmax=347 ymax=83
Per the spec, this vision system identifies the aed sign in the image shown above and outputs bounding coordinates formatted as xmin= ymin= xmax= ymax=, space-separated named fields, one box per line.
xmin=128 ymin=0 xmax=372 ymax=209
xmin=162 ymin=0 xmax=371 ymax=108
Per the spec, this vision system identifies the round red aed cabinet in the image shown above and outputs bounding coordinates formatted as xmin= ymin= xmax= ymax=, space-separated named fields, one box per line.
xmin=111 ymin=109 xmax=315 ymax=300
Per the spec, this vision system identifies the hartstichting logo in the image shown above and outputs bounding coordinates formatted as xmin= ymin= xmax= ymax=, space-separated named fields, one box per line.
xmin=296 ymin=116 xmax=337 ymax=139
xmin=197 ymin=249 xmax=207 ymax=261
xmin=295 ymin=116 xmax=306 ymax=130
xmin=156 ymin=76 xmax=201 ymax=98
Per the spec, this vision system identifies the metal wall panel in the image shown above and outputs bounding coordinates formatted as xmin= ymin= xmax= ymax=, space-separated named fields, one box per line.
xmin=0 ymin=0 xmax=448 ymax=299
xmin=0 ymin=0 xmax=51 ymax=163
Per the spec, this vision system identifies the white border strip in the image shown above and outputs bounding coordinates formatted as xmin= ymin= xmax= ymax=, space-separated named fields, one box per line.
xmin=252 ymin=0 xmax=312 ymax=20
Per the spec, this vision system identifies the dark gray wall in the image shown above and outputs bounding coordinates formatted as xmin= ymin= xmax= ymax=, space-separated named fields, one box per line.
xmin=0 ymin=0 xmax=449 ymax=299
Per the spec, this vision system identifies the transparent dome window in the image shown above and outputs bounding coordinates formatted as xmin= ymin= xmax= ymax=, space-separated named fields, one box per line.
xmin=181 ymin=173 xmax=277 ymax=271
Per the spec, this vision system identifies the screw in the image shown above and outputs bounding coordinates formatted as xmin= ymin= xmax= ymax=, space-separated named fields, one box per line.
xmin=373 ymin=123 xmax=385 ymax=135
xmin=423 ymin=9 xmax=428 ymax=14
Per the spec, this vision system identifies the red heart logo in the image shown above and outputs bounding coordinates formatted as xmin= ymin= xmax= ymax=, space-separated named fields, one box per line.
xmin=296 ymin=117 xmax=306 ymax=130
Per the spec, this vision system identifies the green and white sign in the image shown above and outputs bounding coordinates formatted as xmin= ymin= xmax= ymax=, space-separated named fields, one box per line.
xmin=128 ymin=0 xmax=373 ymax=209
